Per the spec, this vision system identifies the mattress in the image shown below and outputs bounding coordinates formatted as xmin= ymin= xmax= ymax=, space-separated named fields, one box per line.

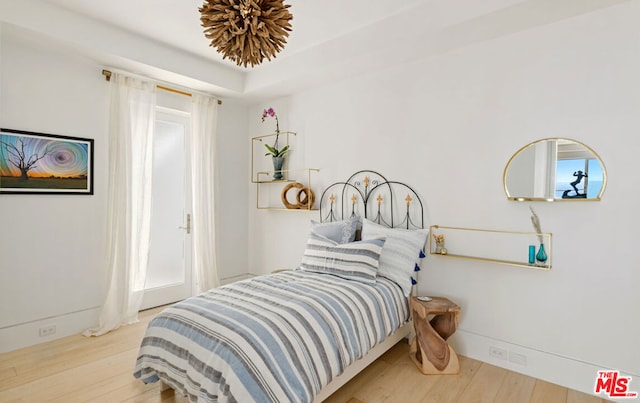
xmin=133 ymin=270 xmax=409 ymax=402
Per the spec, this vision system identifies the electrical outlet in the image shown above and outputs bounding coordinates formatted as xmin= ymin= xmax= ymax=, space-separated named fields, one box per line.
xmin=509 ymin=352 xmax=527 ymax=366
xmin=489 ymin=346 xmax=507 ymax=360
xmin=39 ymin=325 xmax=56 ymax=337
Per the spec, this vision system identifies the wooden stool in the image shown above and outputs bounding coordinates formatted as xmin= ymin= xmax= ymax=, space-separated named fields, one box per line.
xmin=410 ymin=296 xmax=461 ymax=375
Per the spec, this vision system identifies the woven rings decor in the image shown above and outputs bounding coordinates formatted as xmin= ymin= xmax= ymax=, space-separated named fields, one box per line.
xmin=199 ymin=0 xmax=293 ymax=68
xmin=281 ymin=182 xmax=315 ymax=209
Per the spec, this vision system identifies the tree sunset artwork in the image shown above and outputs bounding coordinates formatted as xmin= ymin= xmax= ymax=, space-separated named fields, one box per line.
xmin=0 ymin=129 xmax=93 ymax=194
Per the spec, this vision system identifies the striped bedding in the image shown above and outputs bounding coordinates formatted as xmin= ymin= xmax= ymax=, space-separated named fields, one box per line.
xmin=133 ymin=270 xmax=409 ymax=403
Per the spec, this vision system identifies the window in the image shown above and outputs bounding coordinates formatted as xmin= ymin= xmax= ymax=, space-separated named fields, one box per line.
xmin=555 ymin=141 xmax=604 ymax=199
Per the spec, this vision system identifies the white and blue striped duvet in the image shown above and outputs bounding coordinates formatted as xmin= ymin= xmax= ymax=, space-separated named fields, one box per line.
xmin=133 ymin=270 xmax=409 ymax=403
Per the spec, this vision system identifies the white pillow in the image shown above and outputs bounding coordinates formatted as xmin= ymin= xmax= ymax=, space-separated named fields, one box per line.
xmin=361 ymin=219 xmax=428 ymax=296
xmin=299 ymin=231 xmax=385 ymax=284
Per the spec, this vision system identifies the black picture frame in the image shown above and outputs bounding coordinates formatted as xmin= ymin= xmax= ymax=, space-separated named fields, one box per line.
xmin=0 ymin=128 xmax=94 ymax=195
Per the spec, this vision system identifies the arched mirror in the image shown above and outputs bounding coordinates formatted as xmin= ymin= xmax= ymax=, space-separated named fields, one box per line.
xmin=504 ymin=138 xmax=606 ymax=201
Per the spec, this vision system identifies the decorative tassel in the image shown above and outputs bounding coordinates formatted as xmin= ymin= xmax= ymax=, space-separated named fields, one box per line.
xmin=419 ymin=249 xmax=426 ymax=258
xmin=414 ymin=263 xmax=421 ymax=272
xmin=411 ymin=277 xmax=417 ymax=285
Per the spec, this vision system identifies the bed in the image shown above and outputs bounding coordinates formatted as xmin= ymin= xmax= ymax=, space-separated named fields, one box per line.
xmin=134 ymin=170 xmax=428 ymax=402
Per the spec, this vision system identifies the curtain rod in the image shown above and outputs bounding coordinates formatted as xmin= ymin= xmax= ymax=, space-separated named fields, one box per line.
xmin=101 ymin=69 xmax=222 ymax=105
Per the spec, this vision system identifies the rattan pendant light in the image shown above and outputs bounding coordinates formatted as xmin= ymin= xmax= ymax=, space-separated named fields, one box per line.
xmin=199 ymin=0 xmax=293 ymax=68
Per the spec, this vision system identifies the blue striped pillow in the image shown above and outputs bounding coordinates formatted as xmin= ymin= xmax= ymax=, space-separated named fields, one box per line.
xmin=299 ymin=232 xmax=385 ymax=283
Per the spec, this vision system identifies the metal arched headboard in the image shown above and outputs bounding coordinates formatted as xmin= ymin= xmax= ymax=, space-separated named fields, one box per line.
xmin=319 ymin=170 xmax=424 ymax=229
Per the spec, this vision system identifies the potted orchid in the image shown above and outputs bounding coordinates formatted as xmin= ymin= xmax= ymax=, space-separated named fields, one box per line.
xmin=261 ymin=107 xmax=289 ymax=180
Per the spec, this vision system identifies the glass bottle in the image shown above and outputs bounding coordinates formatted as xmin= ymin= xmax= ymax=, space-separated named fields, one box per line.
xmin=536 ymin=243 xmax=548 ymax=266
xmin=528 ymin=245 xmax=535 ymax=265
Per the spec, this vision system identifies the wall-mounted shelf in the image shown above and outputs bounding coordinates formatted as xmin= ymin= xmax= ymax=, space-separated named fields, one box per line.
xmin=252 ymin=131 xmax=319 ymax=210
xmin=256 ymin=169 xmax=320 ymax=211
xmin=429 ymin=225 xmax=552 ymax=270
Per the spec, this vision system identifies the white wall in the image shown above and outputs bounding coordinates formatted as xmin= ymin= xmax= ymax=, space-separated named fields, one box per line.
xmin=216 ymin=99 xmax=250 ymax=281
xmin=247 ymin=2 xmax=640 ymax=396
xmin=0 ymin=24 xmax=108 ymax=351
xmin=0 ymin=24 xmax=250 ymax=352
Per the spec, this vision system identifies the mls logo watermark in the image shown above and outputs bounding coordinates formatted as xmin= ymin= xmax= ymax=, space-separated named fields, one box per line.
xmin=595 ymin=371 xmax=638 ymax=399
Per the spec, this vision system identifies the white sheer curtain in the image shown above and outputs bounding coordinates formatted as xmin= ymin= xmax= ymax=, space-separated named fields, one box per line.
xmin=84 ymin=73 xmax=156 ymax=336
xmin=190 ymin=94 xmax=220 ymax=292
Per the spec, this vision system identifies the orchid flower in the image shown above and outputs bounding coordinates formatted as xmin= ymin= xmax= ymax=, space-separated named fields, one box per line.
xmin=261 ymin=108 xmax=288 ymax=157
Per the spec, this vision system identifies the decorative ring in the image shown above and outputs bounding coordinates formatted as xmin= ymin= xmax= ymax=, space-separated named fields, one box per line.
xmin=296 ymin=187 xmax=316 ymax=208
xmin=281 ymin=182 xmax=315 ymax=209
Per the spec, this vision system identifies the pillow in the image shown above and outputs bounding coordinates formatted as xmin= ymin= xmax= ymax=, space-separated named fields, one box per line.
xmin=310 ymin=215 xmax=360 ymax=244
xmin=299 ymin=232 xmax=385 ymax=283
xmin=361 ymin=219 xmax=428 ymax=296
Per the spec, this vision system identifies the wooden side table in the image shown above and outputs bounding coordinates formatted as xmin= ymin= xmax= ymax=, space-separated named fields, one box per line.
xmin=409 ymin=296 xmax=461 ymax=375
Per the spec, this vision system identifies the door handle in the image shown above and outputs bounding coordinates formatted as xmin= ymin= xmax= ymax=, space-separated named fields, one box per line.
xmin=179 ymin=213 xmax=191 ymax=234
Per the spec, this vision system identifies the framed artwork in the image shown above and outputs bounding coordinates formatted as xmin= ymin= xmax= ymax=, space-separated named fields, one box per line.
xmin=0 ymin=128 xmax=94 ymax=195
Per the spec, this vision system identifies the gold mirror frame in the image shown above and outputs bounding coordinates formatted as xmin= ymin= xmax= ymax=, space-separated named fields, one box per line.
xmin=503 ymin=138 xmax=607 ymax=202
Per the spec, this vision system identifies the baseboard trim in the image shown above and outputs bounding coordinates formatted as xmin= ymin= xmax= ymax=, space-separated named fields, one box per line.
xmin=451 ymin=329 xmax=638 ymax=400
xmin=0 ymin=307 xmax=100 ymax=353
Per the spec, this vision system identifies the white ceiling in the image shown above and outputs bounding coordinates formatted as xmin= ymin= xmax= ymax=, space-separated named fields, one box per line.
xmin=2 ymin=0 xmax=631 ymax=100
xmin=44 ymin=0 xmax=429 ymax=71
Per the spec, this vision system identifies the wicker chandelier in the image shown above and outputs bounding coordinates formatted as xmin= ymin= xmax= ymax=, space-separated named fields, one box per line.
xmin=199 ymin=0 xmax=293 ymax=68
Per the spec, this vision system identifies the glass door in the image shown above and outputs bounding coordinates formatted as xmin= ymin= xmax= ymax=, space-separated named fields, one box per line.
xmin=141 ymin=109 xmax=193 ymax=309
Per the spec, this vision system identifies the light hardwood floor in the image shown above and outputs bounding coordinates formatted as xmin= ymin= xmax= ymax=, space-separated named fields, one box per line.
xmin=0 ymin=307 xmax=607 ymax=403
